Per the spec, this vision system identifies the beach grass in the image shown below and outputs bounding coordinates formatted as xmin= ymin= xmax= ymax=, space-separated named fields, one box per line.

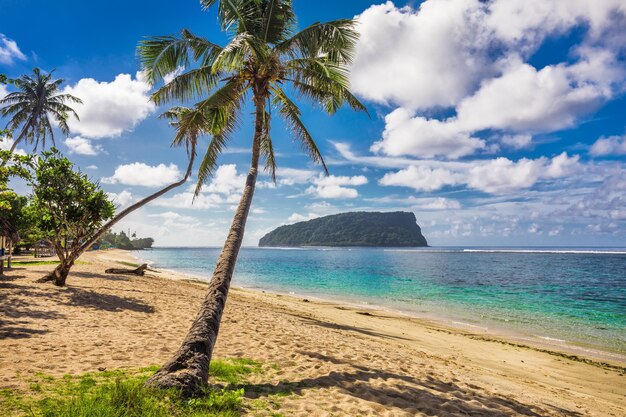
xmin=116 ymin=260 xmax=141 ymax=268
xmin=1 ymin=359 xmax=267 ymax=417
xmin=10 ymin=260 xmax=89 ymax=266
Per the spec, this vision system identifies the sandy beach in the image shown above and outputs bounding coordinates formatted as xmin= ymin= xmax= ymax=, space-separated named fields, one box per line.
xmin=1 ymin=249 xmax=624 ymax=416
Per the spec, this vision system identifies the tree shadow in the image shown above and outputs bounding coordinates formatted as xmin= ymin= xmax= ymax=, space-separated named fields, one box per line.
xmin=63 ymin=287 xmax=155 ymax=313
xmin=235 ymin=351 xmax=580 ymax=417
xmin=0 ymin=324 xmax=49 ymax=339
xmin=71 ymin=271 xmax=130 ymax=282
xmin=295 ymin=315 xmax=413 ymax=342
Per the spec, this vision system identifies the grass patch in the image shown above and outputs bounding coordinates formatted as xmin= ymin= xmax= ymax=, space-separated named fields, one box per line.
xmin=11 ymin=260 xmax=89 ymax=266
xmin=209 ymin=358 xmax=262 ymax=385
xmin=1 ymin=363 xmax=251 ymax=417
xmin=11 ymin=260 xmax=60 ymax=266
xmin=116 ymin=261 xmax=140 ymax=268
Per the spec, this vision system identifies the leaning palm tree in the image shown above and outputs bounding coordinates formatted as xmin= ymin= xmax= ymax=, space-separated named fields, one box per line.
xmin=39 ymin=106 xmax=214 ymax=285
xmin=0 ymin=68 xmax=81 ymax=156
xmin=137 ymin=0 xmax=366 ymax=395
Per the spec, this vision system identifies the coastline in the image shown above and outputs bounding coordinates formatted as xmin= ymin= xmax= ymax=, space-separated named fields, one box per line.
xmin=2 ymin=249 xmax=625 ymax=416
xmin=130 ymin=249 xmax=626 ymax=365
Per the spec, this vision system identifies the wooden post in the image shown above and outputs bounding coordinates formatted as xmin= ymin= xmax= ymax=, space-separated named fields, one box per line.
xmin=7 ymin=241 xmax=11 ymax=269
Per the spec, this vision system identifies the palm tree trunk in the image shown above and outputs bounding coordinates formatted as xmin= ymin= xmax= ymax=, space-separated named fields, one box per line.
xmin=145 ymin=98 xmax=265 ymax=396
xmin=38 ymin=145 xmax=196 ymax=284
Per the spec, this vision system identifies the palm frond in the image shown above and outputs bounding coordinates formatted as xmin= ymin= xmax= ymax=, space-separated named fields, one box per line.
xmin=138 ymin=31 xmax=222 ymax=85
xmin=196 ymin=78 xmax=248 ymax=111
xmin=259 ymin=109 xmax=276 ymax=181
xmin=271 ymin=85 xmax=328 ymax=174
xmin=151 ymin=67 xmax=221 ymax=105
xmin=277 ymin=19 xmax=360 ymax=64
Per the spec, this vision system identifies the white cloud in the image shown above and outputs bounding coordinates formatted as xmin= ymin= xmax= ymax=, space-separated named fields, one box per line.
xmin=64 ymin=136 xmax=102 ymax=155
xmin=86 ymin=165 xmax=98 ymax=170
xmin=379 ymin=165 xmax=460 ymax=192
xmin=379 ymin=153 xmax=580 ymax=195
xmin=305 ymin=174 xmax=368 ymax=199
xmin=287 ymin=212 xmax=320 ymax=224
xmin=202 ymin=164 xmax=246 ymax=194
xmin=412 ymin=197 xmax=462 ymax=210
xmin=468 ymin=153 xmax=580 ymax=194
xmin=0 ymin=34 xmax=26 ymax=65
xmin=163 ymin=67 xmax=185 ymax=84
xmin=352 ymin=1 xmax=494 ymax=110
xmin=103 ymin=162 xmax=182 ymax=187
xmin=590 ymin=134 xmax=626 ymax=156
xmin=501 ymin=134 xmax=533 ymax=149
xmin=62 ymin=72 xmax=155 ymax=139
xmin=371 ymin=108 xmax=486 ymax=159
xmin=371 ymin=55 xmax=622 ymax=159
xmin=355 ymin=1 xmax=626 ymax=160
xmin=0 ymin=84 xmax=9 ymax=99
xmin=154 ymin=164 xmax=247 ymax=210
xmin=275 ymin=167 xmax=317 ymax=185
xmin=107 ymin=190 xmax=134 ymax=208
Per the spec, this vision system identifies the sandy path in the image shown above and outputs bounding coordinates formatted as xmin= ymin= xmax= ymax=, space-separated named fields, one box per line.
xmin=0 ymin=250 xmax=624 ymax=416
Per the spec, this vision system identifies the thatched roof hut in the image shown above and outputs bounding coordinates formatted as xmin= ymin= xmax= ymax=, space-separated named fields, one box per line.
xmin=34 ymin=239 xmax=54 ymax=258
xmin=0 ymin=218 xmax=19 ymax=244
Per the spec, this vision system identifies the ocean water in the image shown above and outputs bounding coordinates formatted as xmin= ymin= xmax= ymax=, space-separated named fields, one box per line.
xmin=134 ymin=247 xmax=626 ymax=358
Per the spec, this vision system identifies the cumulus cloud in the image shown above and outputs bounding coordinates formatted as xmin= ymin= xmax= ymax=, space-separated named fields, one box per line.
xmin=201 ymin=164 xmax=246 ymax=194
xmin=380 ymin=153 xmax=580 ymax=194
xmin=371 ymin=55 xmax=622 ymax=159
xmin=355 ymin=1 xmax=626 ymax=160
xmin=352 ymin=1 xmax=494 ymax=110
xmin=107 ymin=190 xmax=134 ymax=208
xmin=0 ymin=34 xmax=26 ymax=65
xmin=287 ymin=212 xmax=320 ymax=224
xmin=501 ymin=134 xmax=533 ymax=149
xmin=0 ymin=84 xmax=9 ymax=99
xmin=64 ymin=136 xmax=102 ymax=155
xmin=412 ymin=197 xmax=462 ymax=210
xmin=466 ymin=154 xmax=580 ymax=194
xmin=103 ymin=162 xmax=182 ymax=187
xmin=380 ymin=165 xmax=460 ymax=192
xmin=371 ymin=108 xmax=486 ymax=159
xmin=154 ymin=164 xmax=246 ymax=210
xmin=62 ymin=72 xmax=155 ymax=139
xmin=590 ymin=134 xmax=626 ymax=156
xmin=306 ymin=174 xmax=368 ymax=199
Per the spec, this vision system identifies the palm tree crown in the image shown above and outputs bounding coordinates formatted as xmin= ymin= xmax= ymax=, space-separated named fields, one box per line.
xmin=0 ymin=68 xmax=82 ymax=152
xmin=138 ymin=0 xmax=366 ymax=191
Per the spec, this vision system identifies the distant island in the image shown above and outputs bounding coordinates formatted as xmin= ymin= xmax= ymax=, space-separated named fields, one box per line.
xmin=259 ymin=211 xmax=428 ymax=247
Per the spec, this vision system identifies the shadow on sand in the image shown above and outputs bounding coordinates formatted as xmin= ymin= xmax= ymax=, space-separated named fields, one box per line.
xmin=233 ymin=351 xmax=580 ymax=417
xmin=0 ymin=276 xmax=155 ymax=339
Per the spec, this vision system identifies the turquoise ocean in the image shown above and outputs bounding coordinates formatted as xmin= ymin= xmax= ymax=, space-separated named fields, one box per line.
xmin=133 ymin=247 xmax=626 ymax=360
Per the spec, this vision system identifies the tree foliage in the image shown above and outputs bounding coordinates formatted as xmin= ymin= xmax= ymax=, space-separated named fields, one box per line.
xmin=98 ymin=231 xmax=154 ymax=250
xmin=30 ymin=149 xmax=114 ymax=285
xmin=137 ymin=0 xmax=366 ymax=195
xmin=0 ymin=68 xmax=81 ymax=154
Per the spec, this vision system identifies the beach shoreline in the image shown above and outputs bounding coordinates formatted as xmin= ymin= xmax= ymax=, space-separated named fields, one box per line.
xmin=130 ymin=249 xmax=626 ymax=366
xmin=1 ymin=249 xmax=625 ymax=416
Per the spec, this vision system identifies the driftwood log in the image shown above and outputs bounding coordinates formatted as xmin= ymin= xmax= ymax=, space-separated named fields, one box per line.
xmin=105 ymin=263 xmax=149 ymax=276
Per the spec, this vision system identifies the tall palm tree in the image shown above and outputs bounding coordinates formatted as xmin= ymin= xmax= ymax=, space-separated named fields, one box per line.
xmin=0 ymin=68 xmax=81 ymax=156
xmin=39 ymin=106 xmax=213 ymax=285
xmin=138 ymin=0 xmax=366 ymax=395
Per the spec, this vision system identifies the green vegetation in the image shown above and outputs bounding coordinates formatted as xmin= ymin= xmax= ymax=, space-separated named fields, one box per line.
xmin=0 ymin=359 xmax=272 ymax=417
xmin=137 ymin=0 xmax=366 ymax=393
xmin=259 ymin=211 xmax=429 ymax=247
xmin=0 ymin=68 xmax=81 ymax=156
xmin=98 ymin=231 xmax=154 ymax=250
xmin=30 ymin=149 xmax=115 ymax=286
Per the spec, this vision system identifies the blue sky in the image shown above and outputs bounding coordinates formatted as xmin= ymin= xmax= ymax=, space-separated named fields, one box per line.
xmin=1 ymin=0 xmax=625 ymax=247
